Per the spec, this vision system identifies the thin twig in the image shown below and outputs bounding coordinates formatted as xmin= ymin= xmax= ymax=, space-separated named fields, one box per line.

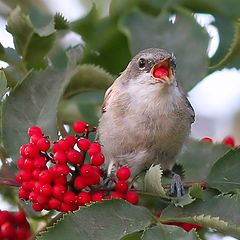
xmin=0 ymin=177 xmax=20 ymax=187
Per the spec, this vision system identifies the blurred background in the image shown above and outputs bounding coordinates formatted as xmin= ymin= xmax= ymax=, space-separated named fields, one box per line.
xmin=0 ymin=0 xmax=240 ymax=239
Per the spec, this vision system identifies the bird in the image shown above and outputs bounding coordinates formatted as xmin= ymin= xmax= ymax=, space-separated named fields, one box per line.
xmin=98 ymin=48 xmax=195 ymax=197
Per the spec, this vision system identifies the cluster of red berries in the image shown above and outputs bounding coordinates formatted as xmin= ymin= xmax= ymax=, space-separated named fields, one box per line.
xmin=0 ymin=210 xmax=31 ymax=240
xmin=201 ymin=136 xmax=238 ymax=148
xmin=16 ymin=121 xmax=139 ymax=212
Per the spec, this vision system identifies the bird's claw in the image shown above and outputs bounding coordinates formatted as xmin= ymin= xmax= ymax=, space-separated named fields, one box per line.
xmin=170 ymin=172 xmax=185 ymax=197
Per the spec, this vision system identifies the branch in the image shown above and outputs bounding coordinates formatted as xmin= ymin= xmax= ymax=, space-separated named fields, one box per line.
xmin=0 ymin=177 xmax=20 ymax=187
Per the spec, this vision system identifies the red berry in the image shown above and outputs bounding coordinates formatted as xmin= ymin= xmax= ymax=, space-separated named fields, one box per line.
xmin=201 ymin=137 xmax=213 ymax=143
xmin=63 ymin=192 xmax=77 ymax=206
xmin=1 ymin=222 xmax=15 ymax=238
xmin=30 ymin=134 xmax=42 ymax=145
xmin=37 ymin=137 xmax=50 ymax=151
xmin=32 ymin=202 xmax=43 ymax=211
xmin=19 ymin=187 xmax=30 ymax=200
xmin=88 ymin=142 xmax=101 ymax=156
xmin=0 ymin=211 xmax=12 ymax=225
xmin=65 ymin=135 xmax=76 ymax=148
xmin=39 ymin=184 xmax=52 ymax=197
xmin=77 ymin=138 xmax=91 ymax=151
xmin=51 ymin=164 xmax=70 ymax=176
xmin=16 ymin=170 xmax=32 ymax=183
xmin=15 ymin=227 xmax=31 ymax=240
xmin=115 ymin=181 xmax=128 ymax=193
xmin=28 ymin=126 xmax=43 ymax=137
xmin=24 ymin=144 xmax=39 ymax=158
xmin=49 ymin=198 xmax=61 ymax=210
xmin=34 ymin=156 xmax=46 ymax=169
xmin=37 ymin=195 xmax=49 ymax=205
xmin=92 ymin=192 xmax=104 ymax=202
xmin=91 ymin=153 xmax=105 ymax=166
xmin=53 ymin=176 xmax=67 ymax=185
xmin=77 ymin=192 xmax=91 ymax=206
xmin=84 ymin=172 xmax=101 ymax=186
xmin=29 ymin=191 xmax=38 ymax=202
xmin=80 ymin=164 xmax=94 ymax=177
xmin=52 ymin=184 xmax=67 ymax=200
xmin=74 ymin=176 xmax=87 ymax=190
xmin=32 ymin=169 xmax=42 ymax=180
xmin=153 ymin=67 xmax=169 ymax=78
xmin=111 ymin=191 xmax=124 ymax=199
xmin=116 ymin=166 xmax=131 ymax=180
xmin=23 ymin=158 xmax=35 ymax=171
xmin=20 ymin=144 xmax=28 ymax=157
xmin=54 ymin=151 xmax=67 ymax=164
xmin=60 ymin=203 xmax=72 ymax=212
xmin=16 ymin=157 xmax=25 ymax=169
xmin=72 ymin=121 xmax=88 ymax=133
xmin=125 ymin=191 xmax=139 ymax=205
xmin=39 ymin=170 xmax=53 ymax=184
xmin=22 ymin=181 xmax=35 ymax=191
xmin=223 ymin=136 xmax=235 ymax=147
xmin=67 ymin=149 xmax=83 ymax=165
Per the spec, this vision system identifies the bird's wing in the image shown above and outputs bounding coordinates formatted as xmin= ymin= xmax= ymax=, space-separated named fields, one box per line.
xmin=184 ymin=96 xmax=195 ymax=123
xmin=101 ymin=85 xmax=114 ymax=113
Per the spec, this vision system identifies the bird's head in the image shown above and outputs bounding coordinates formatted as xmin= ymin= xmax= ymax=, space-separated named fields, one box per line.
xmin=124 ymin=48 xmax=177 ymax=89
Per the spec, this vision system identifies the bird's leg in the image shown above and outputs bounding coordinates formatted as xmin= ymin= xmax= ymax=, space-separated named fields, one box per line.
xmin=163 ymin=169 xmax=185 ymax=197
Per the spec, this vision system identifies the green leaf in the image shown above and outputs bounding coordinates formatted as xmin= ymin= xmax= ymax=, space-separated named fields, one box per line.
xmin=144 ymin=165 xmax=167 ymax=198
xmin=210 ymin=20 xmax=240 ymax=70
xmin=121 ymin=231 xmax=143 ymax=240
xmin=38 ymin=199 xmax=154 ymax=240
xmin=207 ymin=148 xmax=240 ymax=193
xmin=177 ymin=141 xmax=228 ymax=182
xmin=2 ymin=67 xmax=74 ymax=161
xmin=71 ymin=6 xmax=131 ymax=75
xmin=6 ymin=6 xmax=56 ymax=69
xmin=59 ymin=90 xmax=105 ymax=125
xmin=142 ymin=225 xmax=199 ymax=240
xmin=0 ymin=70 xmax=8 ymax=98
xmin=179 ymin=0 xmax=240 ymax=21
xmin=120 ymin=9 xmax=209 ymax=91
xmin=161 ymin=193 xmax=240 ymax=238
xmin=64 ymin=64 xmax=114 ymax=98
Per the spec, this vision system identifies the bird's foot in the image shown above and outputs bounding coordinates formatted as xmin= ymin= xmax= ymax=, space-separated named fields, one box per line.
xmin=164 ymin=170 xmax=185 ymax=197
xmin=170 ymin=172 xmax=185 ymax=197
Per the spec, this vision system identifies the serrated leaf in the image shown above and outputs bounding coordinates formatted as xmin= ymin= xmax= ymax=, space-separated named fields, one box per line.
xmin=142 ymin=225 xmax=199 ymax=240
xmin=6 ymin=6 xmax=56 ymax=69
xmin=2 ymin=67 xmax=74 ymax=161
xmin=64 ymin=64 xmax=114 ymax=98
xmin=207 ymin=148 xmax=240 ymax=193
xmin=144 ymin=165 xmax=168 ymax=198
xmin=173 ymin=193 xmax=195 ymax=208
xmin=189 ymin=184 xmax=204 ymax=200
xmin=38 ymin=199 xmax=154 ymax=240
xmin=161 ymin=193 xmax=240 ymax=238
xmin=120 ymin=9 xmax=209 ymax=91
xmin=177 ymin=140 xmax=228 ymax=182
xmin=210 ymin=20 xmax=240 ymax=69
xmin=54 ymin=13 xmax=69 ymax=30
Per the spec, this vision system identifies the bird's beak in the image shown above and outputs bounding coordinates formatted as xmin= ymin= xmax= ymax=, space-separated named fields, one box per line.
xmin=151 ymin=58 xmax=173 ymax=85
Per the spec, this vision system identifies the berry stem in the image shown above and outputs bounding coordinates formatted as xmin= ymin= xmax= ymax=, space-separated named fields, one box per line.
xmin=0 ymin=177 xmax=20 ymax=187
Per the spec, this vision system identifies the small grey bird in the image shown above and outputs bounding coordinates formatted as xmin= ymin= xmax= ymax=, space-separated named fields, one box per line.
xmin=98 ymin=48 xmax=195 ymax=196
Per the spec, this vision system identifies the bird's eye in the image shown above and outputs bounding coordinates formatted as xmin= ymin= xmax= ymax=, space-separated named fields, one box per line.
xmin=138 ymin=58 xmax=147 ymax=69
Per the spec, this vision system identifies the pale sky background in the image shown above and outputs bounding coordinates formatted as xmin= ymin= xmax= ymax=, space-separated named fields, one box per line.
xmin=0 ymin=1 xmax=239 ymax=239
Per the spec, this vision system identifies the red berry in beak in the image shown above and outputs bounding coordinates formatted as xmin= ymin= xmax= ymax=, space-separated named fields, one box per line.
xmin=153 ymin=67 xmax=169 ymax=78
